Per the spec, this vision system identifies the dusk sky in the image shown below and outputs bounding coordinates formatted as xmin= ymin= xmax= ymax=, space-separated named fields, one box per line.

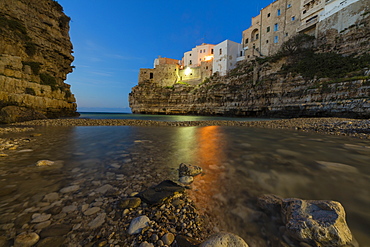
xmin=57 ymin=0 xmax=273 ymax=113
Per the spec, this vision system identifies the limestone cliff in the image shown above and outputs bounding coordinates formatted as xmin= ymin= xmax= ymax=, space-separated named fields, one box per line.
xmin=0 ymin=0 xmax=77 ymax=123
xmin=129 ymin=7 xmax=370 ymax=118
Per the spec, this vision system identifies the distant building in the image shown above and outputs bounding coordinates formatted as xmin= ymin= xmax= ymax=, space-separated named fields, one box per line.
xmin=241 ymin=0 xmax=301 ymax=60
xmin=138 ymin=0 xmax=366 ymax=86
xmin=213 ymin=40 xmax=243 ymax=76
xmin=183 ymin=43 xmax=215 ymax=68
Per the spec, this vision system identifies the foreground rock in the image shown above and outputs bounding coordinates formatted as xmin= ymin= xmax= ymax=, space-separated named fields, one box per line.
xmin=137 ymin=180 xmax=185 ymax=205
xmin=258 ymin=195 xmax=356 ymax=247
xmin=200 ymin=232 xmax=249 ymax=247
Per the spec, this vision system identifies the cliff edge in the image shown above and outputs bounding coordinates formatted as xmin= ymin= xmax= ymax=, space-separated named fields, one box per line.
xmin=0 ymin=0 xmax=77 ymax=123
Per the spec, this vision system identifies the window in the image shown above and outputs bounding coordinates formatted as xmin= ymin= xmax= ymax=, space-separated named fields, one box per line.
xmin=274 ymin=23 xmax=279 ymax=31
xmin=267 ymin=13 xmax=271 ymax=17
xmin=277 ymin=9 xmax=281 ymax=16
xmin=189 ymin=54 xmax=191 ymax=56
xmin=149 ymin=73 xmax=154 ymax=79
xmin=266 ymin=40 xmax=269 ymax=43
xmin=204 ymin=49 xmax=206 ymax=53
xmin=274 ymin=36 xmax=279 ymax=43
xmin=267 ymin=26 xmax=270 ymax=32
xmin=219 ymin=48 xmax=222 ymax=55
xmin=291 ymin=16 xmax=296 ymax=21
xmin=255 ymin=33 xmax=259 ymax=40
xmin=303 ymin=10 xmax=307 ymax=14
xmin=287 ymin=3 xmax=291 ymax=8
xmin=240 ymin=51 xmax=243 ymax=56
xmin=285 ymin=32 xmax=289 ymax=37
xmin=245 ymin=38 xmax=249 ymax=44
xmin=211 ymin=49 xmax=214 ymax=54
xmin=189 ymin=60 xmax=192 ymax=65
xmin=200 ymin=50 xmax=202 ymax=53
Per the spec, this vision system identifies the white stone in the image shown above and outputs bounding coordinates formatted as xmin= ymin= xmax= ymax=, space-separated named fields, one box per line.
xmin=179 ymin=176 xmax=194 ymax=184
xmin=200 ymin=232 xmax=249 ymax=247
xmin=128 ymin=215 xmax=150 ymax=235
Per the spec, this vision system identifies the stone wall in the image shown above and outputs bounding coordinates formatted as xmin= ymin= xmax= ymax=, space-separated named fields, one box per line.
xmin=0 ymin=0 xmax=77 ymax=123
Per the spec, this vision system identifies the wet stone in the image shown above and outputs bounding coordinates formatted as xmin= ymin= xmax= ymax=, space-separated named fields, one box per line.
xmin=138 ymin=180 xmax=185 ymax=205
xmin=62 ymin=205 xmax=77 ymax=213
xmin=95 ymin=184 xmax=114 ymax=194
xmin=83 ymin=207 xmax=101 ymax=216
xmin=37 ymin=237 xmax=64 ymax=247
xmin=179 ymin=163 xmax=203 ymax=177
xmin=162 ymin=232 xmax=175 ymax=245
xmin=31 ymin=214 xmax=51 ymax=223
xmin=88 ymin=213 xmax=106 ymax=229
xmin=0 ymin=185 xmax=17 ymax=196
xmin=59 ymin=185 xmax=79 ymax=194
xmin=34 ymin=220 xmax=51 ymax=230
xmin=14 ymin=232 xmax=40 ymax=247
xmin=40 ymin=224 xmax=72 ymax=238
xmin=43 ymin=192 xmax=59 ymax=202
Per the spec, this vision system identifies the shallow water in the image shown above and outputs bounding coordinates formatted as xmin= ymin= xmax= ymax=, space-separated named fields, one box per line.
xmin=1 ymin=125 xmax=369 ymax=246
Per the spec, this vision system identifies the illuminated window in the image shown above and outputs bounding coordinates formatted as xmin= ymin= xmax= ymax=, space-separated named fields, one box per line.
xmin=291 ymin=16 xmax=296 ymax=21
xmin=277 ymin=9 xmax=281 ymax=16
xmin=287 ymin=3 xmax=291 ymax=8
xmin=274 ymin=36 xmax=279 ymax=43
xmin=274 ymin=23 xmax=279 ymax=31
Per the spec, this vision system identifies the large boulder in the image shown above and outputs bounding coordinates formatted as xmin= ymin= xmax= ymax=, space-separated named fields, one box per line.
xmin=282 ymin=199 xmax=353 ymax=246
xmin=258 ymin=195 xmax=355 ymax=246
xmin=0 ymin=106 xmax=46 ymax=124
xmin=200 ymin=232 xmax=249 ymax=247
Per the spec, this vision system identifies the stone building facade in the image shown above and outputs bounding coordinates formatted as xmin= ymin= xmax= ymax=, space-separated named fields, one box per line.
xmin=138 ymin=0 xmax=366 ymax=87
xmin=242 ymin=0 xmax=302 ymax=59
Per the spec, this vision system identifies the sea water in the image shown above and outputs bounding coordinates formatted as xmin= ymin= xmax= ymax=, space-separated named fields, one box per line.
xmin=1 ymin=113 xmax=369 ymax=246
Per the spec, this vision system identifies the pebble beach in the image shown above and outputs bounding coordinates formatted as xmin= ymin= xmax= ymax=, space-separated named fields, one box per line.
xmin=1 ymin=117 xmax=369 ymax=247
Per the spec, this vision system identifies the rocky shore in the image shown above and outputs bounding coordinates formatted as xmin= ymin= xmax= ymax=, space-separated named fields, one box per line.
xmin=9 ymin=117 xmax=370 ymax=139
xmin=1 ymin=117 xmax=368 ymax=246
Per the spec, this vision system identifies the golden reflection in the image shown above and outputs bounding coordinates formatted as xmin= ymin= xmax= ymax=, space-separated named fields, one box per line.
xmin=190 ymin=126 xmax=227 ymax=218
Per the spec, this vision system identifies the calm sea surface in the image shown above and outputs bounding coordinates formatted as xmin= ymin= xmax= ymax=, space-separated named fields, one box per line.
xmin=1 ymin=113 xmax=369 ymax=246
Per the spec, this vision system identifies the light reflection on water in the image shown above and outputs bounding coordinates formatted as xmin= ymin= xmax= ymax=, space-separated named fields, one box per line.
xmin=1 ymin=125 xmax=369 ymax=246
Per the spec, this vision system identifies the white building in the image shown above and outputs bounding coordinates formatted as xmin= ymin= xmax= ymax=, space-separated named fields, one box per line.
xmin=212 ymin=40 xmax=243 ymax=76
xmin=183 ymin=43 xmax=215 ymax=68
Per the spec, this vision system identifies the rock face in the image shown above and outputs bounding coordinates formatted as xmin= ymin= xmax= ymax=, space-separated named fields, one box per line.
xmin=0 ymin=0 xmax=78 ymax=123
